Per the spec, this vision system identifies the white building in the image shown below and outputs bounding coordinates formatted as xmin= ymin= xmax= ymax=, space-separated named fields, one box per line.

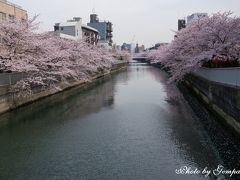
xmin=187 ymin=13 xmax=208 ymax=24
xmin=54 ymin=17 xmax=82 ymax=40
xmin=54 ymin=17 xmax=99 ymax=45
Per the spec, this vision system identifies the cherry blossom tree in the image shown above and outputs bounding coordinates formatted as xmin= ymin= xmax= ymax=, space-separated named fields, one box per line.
xmin=0 ymin=17 xmax=123 ymax=96
xmin=112 ymin=50 xmax=131 ymax=61
xmin=147 ymin=12 xmax=240 ymax=82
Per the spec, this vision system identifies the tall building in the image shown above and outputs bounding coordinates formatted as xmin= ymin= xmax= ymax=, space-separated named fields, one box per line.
xmin=135 ymin=44 xmax=145 ymax=53
xmin=149 ymin=43 xmax=168 ymax=50
xmin=87 ymin=14 xmax=113 ymax=47
xmin=0 ymin=0 xmax=27 ymax=21
xmin=135 ymin=43 xmax=139 ymax=53
xmin=121 ymin=43 xmax=135 ymax=54
xmin=178 ymin=19 xmax=186 ymax=31
xmin=54 ymin=17 xmax=99 ymax=45
xmin=187 ymin=13 xmax=208 ymax=24
xmin=139 ymin=45 xmax=145 ymax=52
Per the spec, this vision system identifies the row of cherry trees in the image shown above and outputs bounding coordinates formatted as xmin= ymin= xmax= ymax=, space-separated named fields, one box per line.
xmin=0 ymin=17 xmax=129 ymax=95
xmin=147 ymin=12 xmax=240 ymax=82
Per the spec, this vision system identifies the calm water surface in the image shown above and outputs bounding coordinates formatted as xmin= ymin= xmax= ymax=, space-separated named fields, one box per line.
xmin=0 ymin=62 xmax=227 ymax=180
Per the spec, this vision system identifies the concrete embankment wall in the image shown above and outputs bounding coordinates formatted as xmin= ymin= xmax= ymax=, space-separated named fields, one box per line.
xmin=0 ymin=62 xmax=127 ymax=115
xmin=184 ymin=74 xmax=240 ymax=135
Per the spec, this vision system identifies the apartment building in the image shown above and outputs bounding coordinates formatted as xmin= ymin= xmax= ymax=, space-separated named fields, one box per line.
xmin=0 ymin=0 xmax=27 ymax=21
xmin=178 ymin=19 xmax=186 ymax=31
xmin=87 ymin=14 xmax=113 ymax=47
xmin=187 ymin=13 xmax=208 ymax=24
xmin=54 ymin=17 xmax=99 ymax=45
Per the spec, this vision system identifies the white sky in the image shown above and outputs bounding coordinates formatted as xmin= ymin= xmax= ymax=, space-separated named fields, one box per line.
xmin=10 ymin=0 xmax=240 ymax=47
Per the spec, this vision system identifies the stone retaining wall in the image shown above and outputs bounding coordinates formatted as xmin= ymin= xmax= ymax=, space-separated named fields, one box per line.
xmin=185 ymin=74 xmax=240 ymax=135
xmin=0 ymin=63 xmax=127 ymax=115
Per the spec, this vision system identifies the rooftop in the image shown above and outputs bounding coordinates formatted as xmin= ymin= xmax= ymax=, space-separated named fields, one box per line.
xmin=57 ymin=21 xmax=80 ymax=27
xmin=0 ymin=0 xmax=25 ymax=11
xmin=82 ymin=24 xmax=98 ymax=33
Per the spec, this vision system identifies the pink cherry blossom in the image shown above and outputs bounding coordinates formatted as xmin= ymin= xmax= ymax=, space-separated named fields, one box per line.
xmin=0 ymin=16 xmax=129 ymax=96
xmin=147 ymin=12 xmax=240 ymax=82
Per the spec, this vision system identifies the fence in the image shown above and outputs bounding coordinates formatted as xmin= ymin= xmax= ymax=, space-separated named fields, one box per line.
xmin=194 ymin=67 xmax=240 ymax=87
xmin=0 ymin=60 xmax=128 ymax=86
xmin=0 ymin=72 xmax=27 ymax=86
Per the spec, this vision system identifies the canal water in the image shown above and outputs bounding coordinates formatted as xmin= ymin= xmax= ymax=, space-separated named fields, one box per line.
xmin=0 ymin=61 xmax=232 ymax=180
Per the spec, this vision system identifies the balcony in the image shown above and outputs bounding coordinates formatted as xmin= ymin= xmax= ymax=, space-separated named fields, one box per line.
xmin=106 ymin=22 xmax=113 ymax=32
xmin=106 ymin=33 xmax=113 ymax=38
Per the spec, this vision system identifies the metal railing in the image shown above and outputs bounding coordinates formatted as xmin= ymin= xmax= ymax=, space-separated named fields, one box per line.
xmin=194 ymin=67 xmax=240 ymax=87
xmin=0 ymin=72 xmax=26 ymax=86
xmin=0 ymin=61 xmax=128 ymax=86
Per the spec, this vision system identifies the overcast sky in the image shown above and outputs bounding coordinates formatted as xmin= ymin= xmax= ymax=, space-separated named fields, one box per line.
xmin=11 ymin=0 xmax=240 ymax=47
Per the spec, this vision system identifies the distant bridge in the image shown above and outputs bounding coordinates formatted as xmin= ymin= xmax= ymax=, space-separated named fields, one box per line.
xmin=132 ymin=56 xmax=148 ymax=60
xmin=132 ymin=56 xmax=150 ymax=64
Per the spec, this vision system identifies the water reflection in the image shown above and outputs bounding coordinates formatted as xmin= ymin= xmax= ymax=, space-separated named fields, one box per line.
xmin=0 ymin=62 xmax=231 ymax=180
xmin=0 ymin=76 xmax=117 ymax=128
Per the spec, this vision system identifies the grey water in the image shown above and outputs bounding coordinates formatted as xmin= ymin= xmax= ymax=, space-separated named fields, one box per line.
xmin=0 ymin=61 xmax=232 ymax=180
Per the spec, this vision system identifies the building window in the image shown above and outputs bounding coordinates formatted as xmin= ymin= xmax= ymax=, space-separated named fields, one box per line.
xmin=61 ymin=27 xmax=64 ymax=31
xmin=8 ymin=14 xmax=15 ymax=20
xmin=0 ymin=12 xmax=6 ymax=20
xmin=54 ymin=26 xmax=59 ymax=31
